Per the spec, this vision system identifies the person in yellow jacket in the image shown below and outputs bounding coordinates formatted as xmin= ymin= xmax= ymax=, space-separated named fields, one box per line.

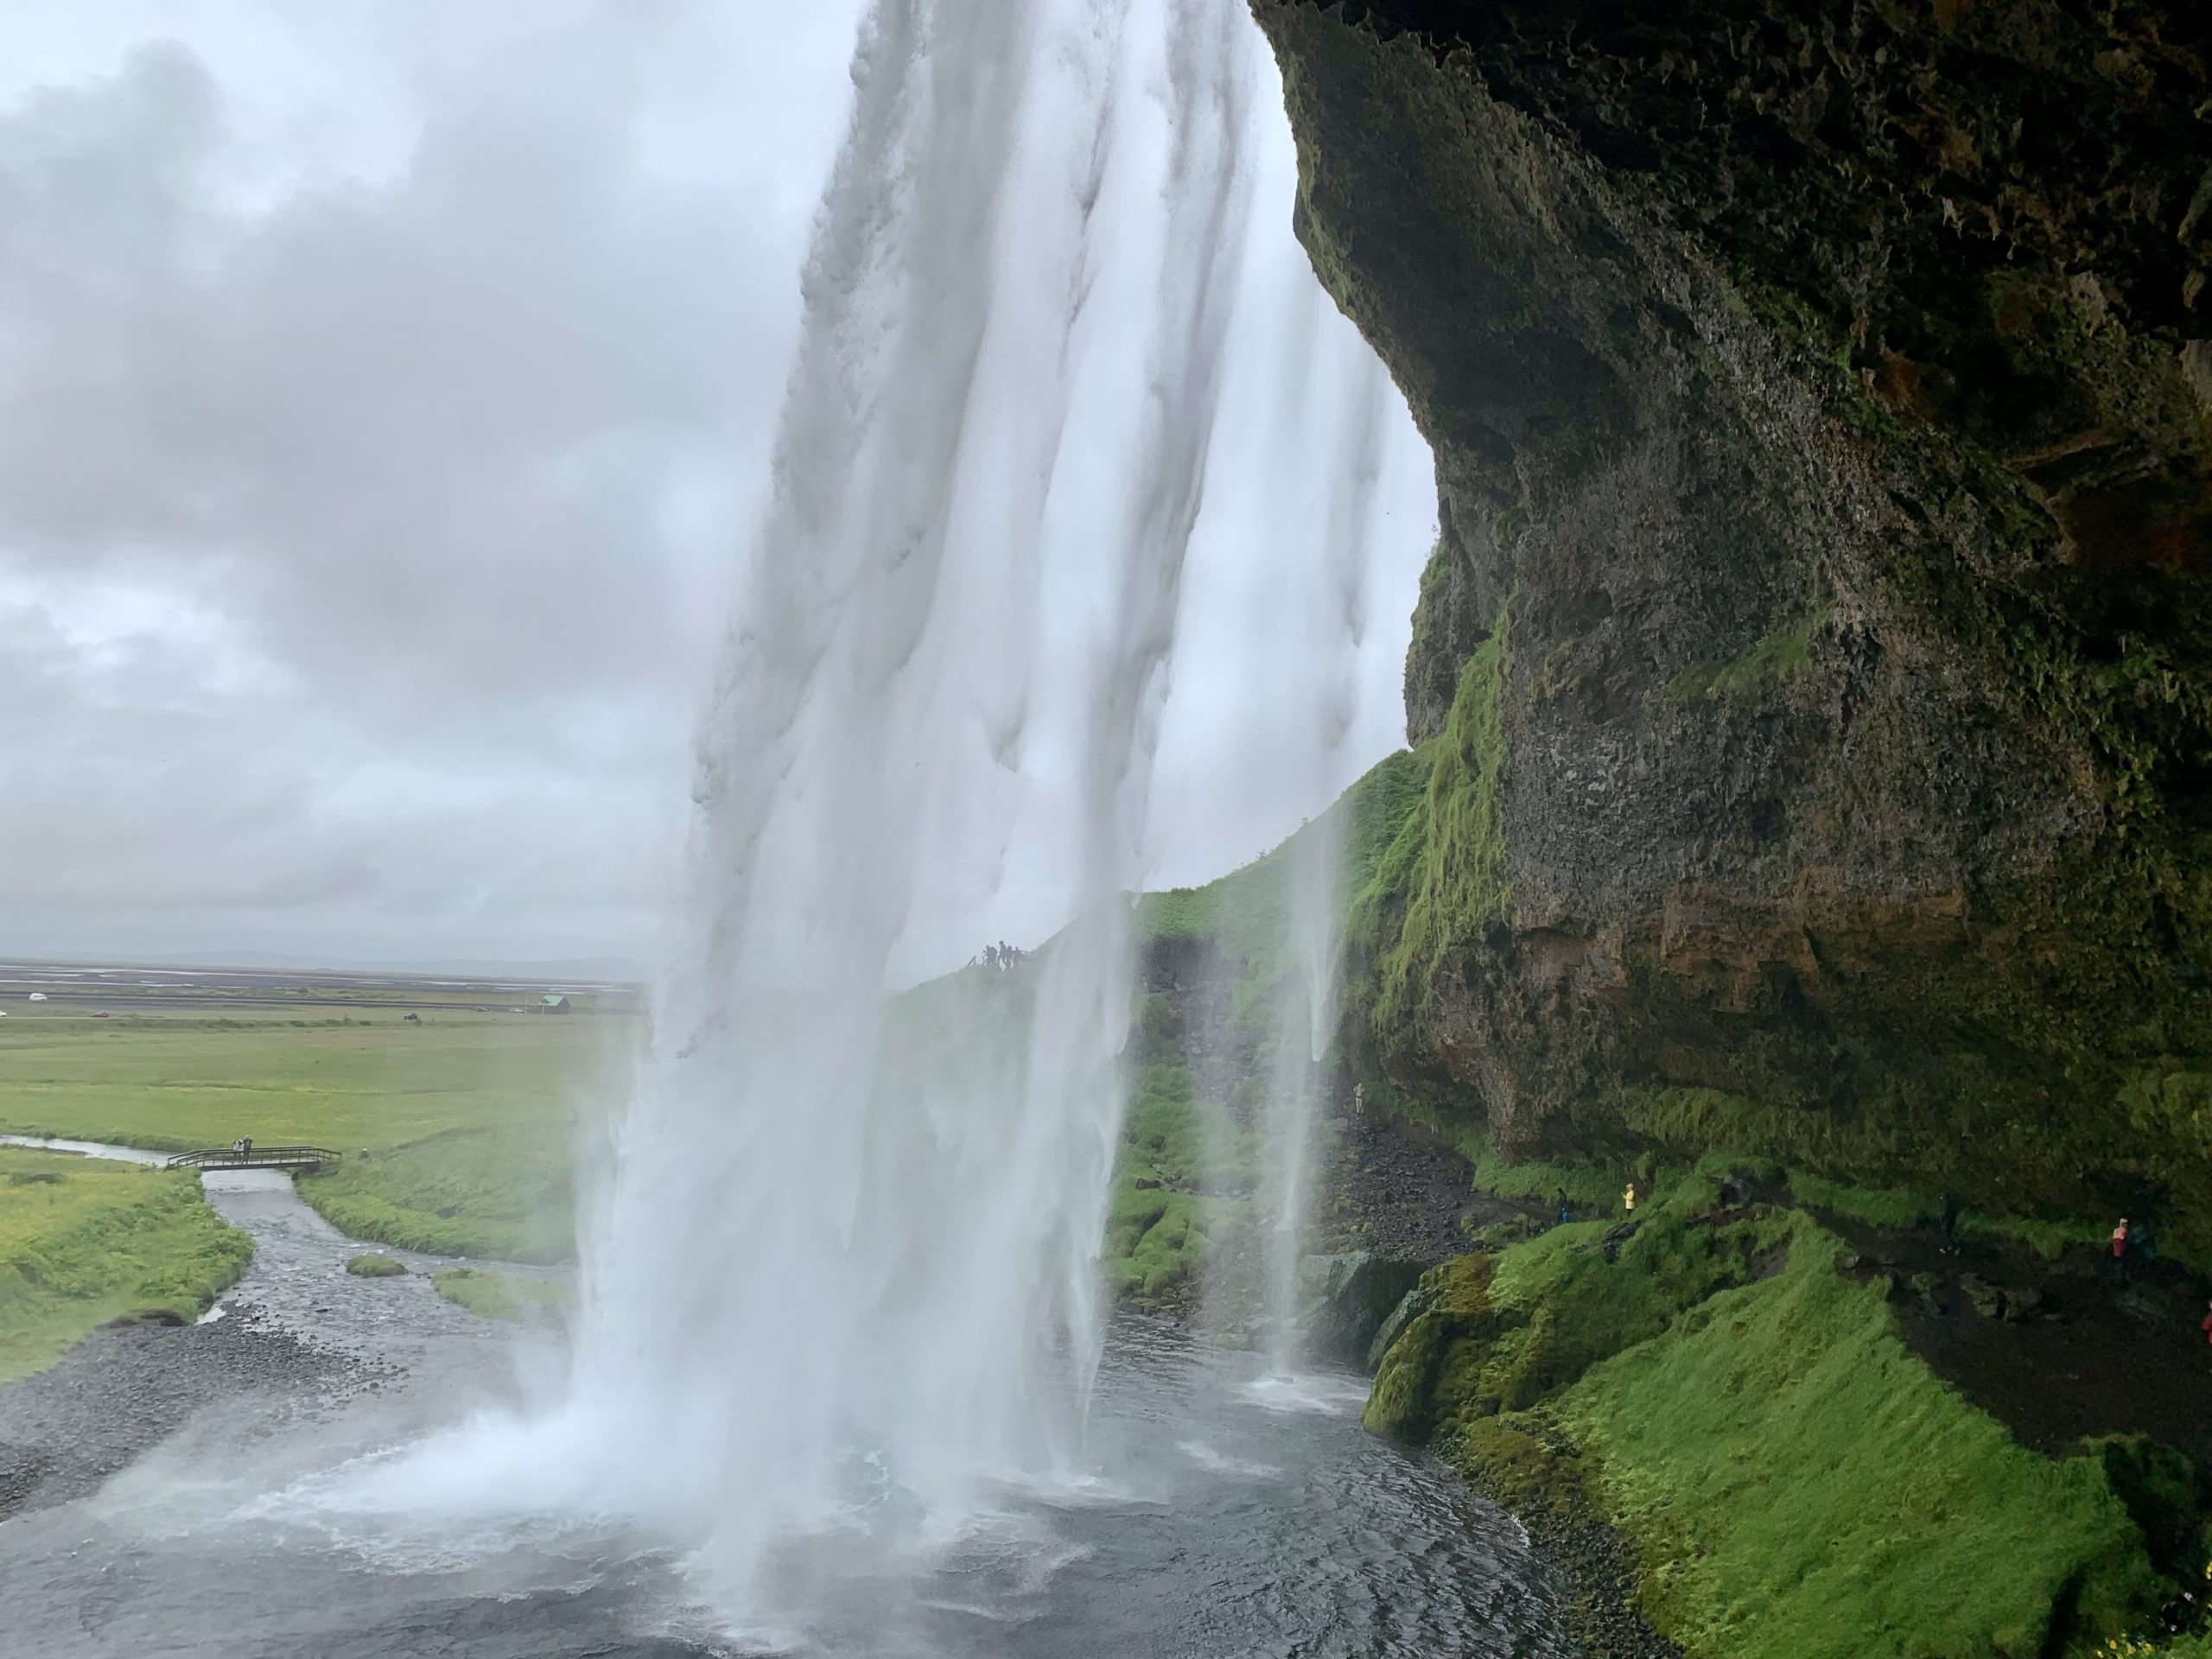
xmin=1622 ymin=1181 xmax=1637 ymax=1214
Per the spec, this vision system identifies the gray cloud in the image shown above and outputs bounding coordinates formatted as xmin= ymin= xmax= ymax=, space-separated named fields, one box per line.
xmin=0 ymin=6 xmax=1433 ymax=970
xmin=0 ymin=12 xmax=859 ymax=963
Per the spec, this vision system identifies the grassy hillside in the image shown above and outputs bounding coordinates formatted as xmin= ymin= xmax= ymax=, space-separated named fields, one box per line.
xmin=0 ymin=1015 xmax=615 ymax=1261
xmin=1365 ymin=1162 xmax=2210 ymax=1657
xmin=0 ymin=1147 xmax=250 ymax=1381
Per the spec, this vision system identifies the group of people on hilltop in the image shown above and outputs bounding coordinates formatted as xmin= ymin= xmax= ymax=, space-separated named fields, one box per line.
xmin=977 ymin=942 xmax=1025 ymax=970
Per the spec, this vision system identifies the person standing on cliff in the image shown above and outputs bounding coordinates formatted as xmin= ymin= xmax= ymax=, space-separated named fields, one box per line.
xmin=2200 ymin=1298 xmax=2211 ymax=1357
xmin=2108 ymin=1217 xmax=2130 ymax=1288
xmin=1622 ymin=1181 xmax=1637 ymax=1215
xmin=1555 ymin=1188 xmax=1571 ymax=1226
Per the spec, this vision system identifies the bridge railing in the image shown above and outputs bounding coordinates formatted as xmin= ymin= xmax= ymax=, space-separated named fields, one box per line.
xmin=166 ymin=1146 xmax=345 ymax=1170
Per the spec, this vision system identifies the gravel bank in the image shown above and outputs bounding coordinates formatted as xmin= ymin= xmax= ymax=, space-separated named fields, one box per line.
xmin=0 ymin=1308 xmax=381 ymax=1522
xmin=1498 ymin=1483 xmax=1682 ymax=1659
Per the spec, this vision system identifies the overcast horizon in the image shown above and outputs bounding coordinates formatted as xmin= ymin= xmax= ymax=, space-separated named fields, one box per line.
xmin=0 ymin=2 xmax=1434 ymax=976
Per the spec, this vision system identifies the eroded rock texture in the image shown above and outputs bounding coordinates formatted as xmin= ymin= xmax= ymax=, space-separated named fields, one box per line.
xmin=1255 ymin=1 xmax=2212 ymax=1247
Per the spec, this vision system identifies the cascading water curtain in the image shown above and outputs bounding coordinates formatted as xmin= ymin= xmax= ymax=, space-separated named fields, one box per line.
xmin=555 ymin=0 xmax=1257 ymax=1608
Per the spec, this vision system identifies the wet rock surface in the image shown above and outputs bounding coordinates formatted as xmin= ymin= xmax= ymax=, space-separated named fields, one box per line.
xmin=1497 ymin=1494 xmax=1681 ymax=1659
xmin=1252 ymin=0 xmax=2212 ymax=1251
xmin=1318 ymin=1100 xmax=1522 ymax=1261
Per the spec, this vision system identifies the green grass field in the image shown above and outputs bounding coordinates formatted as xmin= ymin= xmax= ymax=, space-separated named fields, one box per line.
xmin=0 ymin=1147 xmax=251 ymax=1381
xmin=0 ymin=1014 xmax=625 ymax=1262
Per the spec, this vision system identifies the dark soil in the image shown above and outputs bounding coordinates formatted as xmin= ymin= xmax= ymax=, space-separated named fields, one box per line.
xmin=1817 ymin=1211 xmax=2212 ymax=1465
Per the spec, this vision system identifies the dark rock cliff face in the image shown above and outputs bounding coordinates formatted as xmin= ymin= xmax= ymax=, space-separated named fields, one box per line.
xmin=1253 ymin=2 xmax=2212 ymax=1249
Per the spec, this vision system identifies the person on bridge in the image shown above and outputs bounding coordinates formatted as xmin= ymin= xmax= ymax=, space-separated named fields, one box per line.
xmin=240 ymin=1136 xmax=253 ymax=1160
xmin=232 ymin=1137 xmax=246 ymax=1160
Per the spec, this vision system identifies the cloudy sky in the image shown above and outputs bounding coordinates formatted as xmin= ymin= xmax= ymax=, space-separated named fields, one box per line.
xmin=0 ymin=2 xmax=1431 ymax=972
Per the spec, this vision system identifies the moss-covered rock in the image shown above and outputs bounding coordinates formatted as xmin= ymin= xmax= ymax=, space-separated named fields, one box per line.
xmin=1253 ymin=0 xmax=2212 ymax=1257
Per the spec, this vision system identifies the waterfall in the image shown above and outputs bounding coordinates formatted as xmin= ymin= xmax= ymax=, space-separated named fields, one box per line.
xmin=317 ymin=0 xmax=1433 ymax=1636
xmin=550 ymin=0 xmax=1255 ymax=1605
xmin=1252 ymin=340 xmax=1389 ymax=1370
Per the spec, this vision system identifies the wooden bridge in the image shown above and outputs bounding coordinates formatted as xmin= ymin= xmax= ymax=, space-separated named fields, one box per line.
xmin=166 ymin=1145 xmax=344 ymax=1173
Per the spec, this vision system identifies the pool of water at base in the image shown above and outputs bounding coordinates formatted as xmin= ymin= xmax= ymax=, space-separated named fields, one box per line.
xmin=0 ymin=1148 xmax=1568 ymax=1659
xmin=2 ymin=1317 xmax=1570 ymax=1659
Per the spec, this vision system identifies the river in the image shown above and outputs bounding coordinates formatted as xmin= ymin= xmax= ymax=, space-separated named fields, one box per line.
xmin=0 ymin=1147 xmax=1569 ymax=1657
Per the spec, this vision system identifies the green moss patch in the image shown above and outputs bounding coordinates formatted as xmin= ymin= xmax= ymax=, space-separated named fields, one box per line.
xmin=1374 ymin=601 xmax=1514 ymax=1037
xmin=344 ymin=1253 xmax=406 ymax=1278
xmin=1663 ymin=615 xmax=1821 ymax=702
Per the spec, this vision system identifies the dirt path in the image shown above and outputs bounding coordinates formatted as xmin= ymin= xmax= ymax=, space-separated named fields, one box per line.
xmin=1815 ymin=1208 xmax=2212 ymax=1464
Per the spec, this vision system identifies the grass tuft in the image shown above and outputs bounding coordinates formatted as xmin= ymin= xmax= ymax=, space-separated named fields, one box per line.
xmin=429 ymin=1267 xmax=566 ymax=1322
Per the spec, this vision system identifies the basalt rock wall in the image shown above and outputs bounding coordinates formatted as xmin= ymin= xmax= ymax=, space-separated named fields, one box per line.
xmin=1253 ymin=1 xmax=2212 ymax=1247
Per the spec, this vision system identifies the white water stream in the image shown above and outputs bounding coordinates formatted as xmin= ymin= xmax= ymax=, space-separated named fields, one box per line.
xmin=1254 ymin=327 xmax=1390 ymax=1370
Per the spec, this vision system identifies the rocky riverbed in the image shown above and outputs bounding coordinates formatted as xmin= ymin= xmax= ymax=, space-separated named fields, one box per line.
xmin=0 ymin=1309 xmax=371 ymax=1522
xmin=0 ymin=1157 xmax=562 ymax=1528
